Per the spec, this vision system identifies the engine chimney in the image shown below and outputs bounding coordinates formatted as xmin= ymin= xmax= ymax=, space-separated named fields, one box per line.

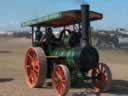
xmin=80 ymin=4 xmax=90 ymax=47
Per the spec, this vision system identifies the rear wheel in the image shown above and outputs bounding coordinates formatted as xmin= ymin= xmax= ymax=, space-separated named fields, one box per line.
xmin=52 ymin=65 xmax=71 ymax=96
xmin=24 ymin=47 xmax=47 ymax=88
xmin=91 ymin=63 xmax=112 ymax=93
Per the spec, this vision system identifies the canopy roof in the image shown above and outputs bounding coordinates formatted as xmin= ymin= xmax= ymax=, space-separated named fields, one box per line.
xmin=21 ymin=10 xmax=103 ymax=27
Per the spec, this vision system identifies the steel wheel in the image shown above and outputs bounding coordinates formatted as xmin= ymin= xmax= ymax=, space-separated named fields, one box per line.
xmin=91 ymin=63 xmax=112 ymax=93
xmin=52 ymin=65 xmax=71 ymax=96
xmin=24 ymin=47 xmax=47 ymax=88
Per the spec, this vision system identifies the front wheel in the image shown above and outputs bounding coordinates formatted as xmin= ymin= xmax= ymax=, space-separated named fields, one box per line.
xmin=91 ymin=63 xmax=112 ymax=93
xmin=52 ymin=65 xmax=71 ymax=96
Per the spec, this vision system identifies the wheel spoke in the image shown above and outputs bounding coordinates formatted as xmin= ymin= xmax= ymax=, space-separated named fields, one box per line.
xmin=57 ymin=84 xmax=61 ymax=94
xmin=97 ymin=65 xmax=101 ymax=73
xmin=26 ymin=65 xmax=30 ymax=68
xmin=33 ymin=66 xmax=39 ymax=73
xmin=29 ymin=73 xmax=33 ymax=83
xmin=35 ymin=58 xmax=39 ymax=64
xmin=34 ymin=59 xmax=39 ymax=67
xmin=31 ymin=59 xmax=39 ymax=73
xmin=60 ymin=85 xmax=64 ymax=95
xmin=101 ymin=64 xmax=104 ymax=73
xmin=32 ymin=71 xmax=37 ymax=82
xmin=61 ymin=79 xmax=65 ymax=84
xmin=56 ymin=82 xmax=60 ymax=89
xmin=95 ymin=69 xmax=99 ymax=75
xmin=52 ymin=65 xmax=70 ymax=96
xmin=32 ymin=60 xmax=37 ymax=67
xmin=58 ymin=67 xmax=63 ymax=77
xmin=105 ymin=73 xmax=108 ymax=80
xmin=32 ymin=53 xmax=37 ymax=60
xmin=103 ymin=70 xmax=106 ymax=74
xmin=33 ymin=68 xmax=38 ymax=77
xmin=56 ymin=71 xmax=62 ymax=80
xmin=59 ymin=79 xmax=65 ymax=90
xmin=61 ymin=83 xmax=65 ymax=89
xmin=28 ymin=53 xmax=34 ymax=61
xmin=29 ymin=68 xmax=35 ymax=83
xmin=26 ymin=65 xmax=32 ymax=76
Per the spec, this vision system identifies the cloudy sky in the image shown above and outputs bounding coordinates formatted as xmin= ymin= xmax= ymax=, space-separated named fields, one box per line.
xmin=0 ymin=0 xmax=128 ymax=31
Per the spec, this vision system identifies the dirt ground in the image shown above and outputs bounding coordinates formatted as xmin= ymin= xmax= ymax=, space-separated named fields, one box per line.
xmin=0 ymin=37 xmax=128 ymax=96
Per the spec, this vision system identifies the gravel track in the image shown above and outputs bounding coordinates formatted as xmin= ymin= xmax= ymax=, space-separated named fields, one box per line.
xmin=0 ymin=38 xmax=128 ymax=96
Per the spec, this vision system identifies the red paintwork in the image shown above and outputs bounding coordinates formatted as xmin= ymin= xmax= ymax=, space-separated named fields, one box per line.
xmin=52 ymin=65 xmax=66 ymax=96
xmin=92 ymin=63 xmax=107 ymax=93
xmin=24 ymin=48 xmax=39 ymax=88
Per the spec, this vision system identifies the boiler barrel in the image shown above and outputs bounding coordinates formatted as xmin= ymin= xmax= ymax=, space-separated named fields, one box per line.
xmin=50 ymin=46 xmax=99 ymax=72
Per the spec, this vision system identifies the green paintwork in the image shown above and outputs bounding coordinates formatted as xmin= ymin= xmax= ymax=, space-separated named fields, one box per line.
xmin=66 ymin=48 xmax=75 ymax=65
xmin=76 ymin=71 xmax=84 ymax=80
xmin=49 ymin=47 xmax=85 ymax=80
xmin=63 ymin=36 xmax=70 ymax=47
xmin=50 ymin=48 xmax=75 ymax=65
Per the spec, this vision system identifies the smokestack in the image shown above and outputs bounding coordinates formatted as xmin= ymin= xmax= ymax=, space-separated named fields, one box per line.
xmin=80 ymin=4 xmax=90 ymax=47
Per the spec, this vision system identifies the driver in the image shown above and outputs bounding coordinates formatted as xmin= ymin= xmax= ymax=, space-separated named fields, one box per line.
xmin=41 ymin=27 xmax=60 ymax=47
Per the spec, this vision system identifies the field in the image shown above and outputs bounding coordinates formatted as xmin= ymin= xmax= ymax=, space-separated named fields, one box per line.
xmin=0 ymin=37 xmax=128 ymax=96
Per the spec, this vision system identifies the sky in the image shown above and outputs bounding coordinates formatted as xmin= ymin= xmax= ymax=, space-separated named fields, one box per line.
xmin=0 ymin=0 xmax=128 ymax=31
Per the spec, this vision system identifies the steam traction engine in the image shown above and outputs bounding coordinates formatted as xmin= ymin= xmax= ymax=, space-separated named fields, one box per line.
xmin=21 ymin=4 xmax=112 ymax=96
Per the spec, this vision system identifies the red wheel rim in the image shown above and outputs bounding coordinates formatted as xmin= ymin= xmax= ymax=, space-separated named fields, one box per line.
xmin=24 ymin=48 xmax=39 ymax=88
xmin=52 ymin=65 xmax=66 ymax=96
xmin=92 ymin=63 xmax=108 ymax=92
